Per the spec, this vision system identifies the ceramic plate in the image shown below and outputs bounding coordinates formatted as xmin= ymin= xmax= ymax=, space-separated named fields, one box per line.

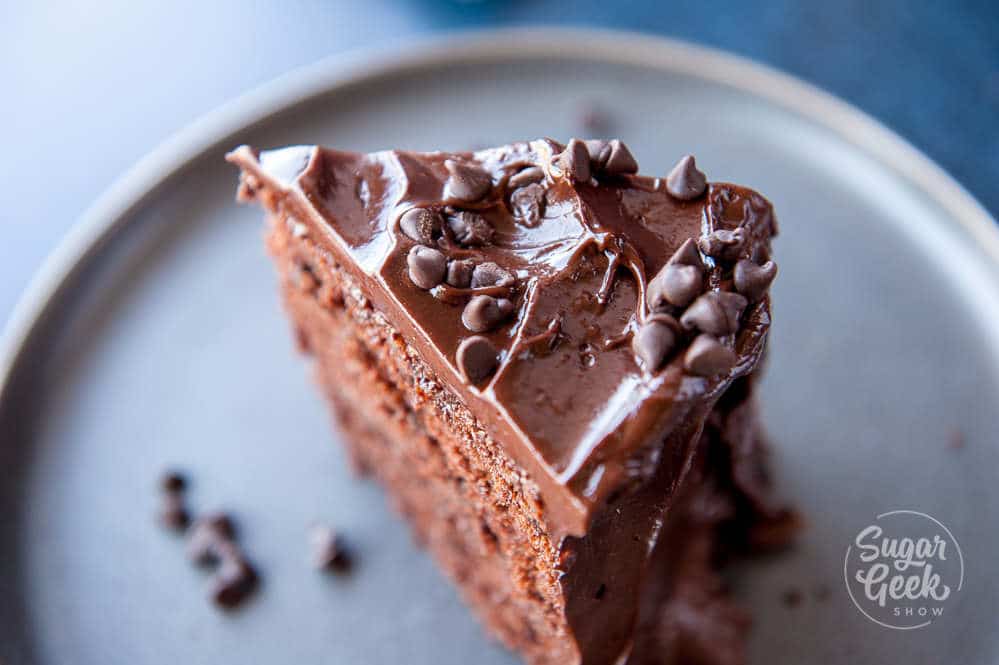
xmin=2 ymin=29 xmax=998 ymax=665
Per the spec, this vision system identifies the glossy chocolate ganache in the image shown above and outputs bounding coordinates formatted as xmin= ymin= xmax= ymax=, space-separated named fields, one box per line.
xmin=228 ymin=138 xmax=785 ymax=664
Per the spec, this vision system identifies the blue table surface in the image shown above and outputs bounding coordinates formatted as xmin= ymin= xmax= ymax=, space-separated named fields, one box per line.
xmin=1 ymin=0 xmax=997 ymax=326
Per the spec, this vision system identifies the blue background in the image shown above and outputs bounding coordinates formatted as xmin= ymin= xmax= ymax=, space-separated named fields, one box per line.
xmin=2 ymin=0 xmax=997 ymax=324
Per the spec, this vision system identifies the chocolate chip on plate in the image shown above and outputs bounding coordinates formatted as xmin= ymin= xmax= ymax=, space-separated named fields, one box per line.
xmin=632 ymin=315 xmax=681 ymax=372
xmin=159 ymin=494 xmax=190 ymax=531
xmin=210 ymin=547 xmax=259 ymax=609
xmin=407 ymin=245 xmax=447 ymax=290
xmin=556 ymin=138 xmax=591 ymax=183
xmin=444 ymin=159 xmax=492 ymax=202
xmin=160 ymin=469 xmax=187 ymax=493
xmin=446 ymin=258 xmax=475 ymax=288
xmin=598 ymin=140 xmax=638 ymax=176
xmin=510 ymin=183 xmax=545 ymax=227
xmin=447 ymin=210 xmax=494 ymax=246
xmin=471 ymin=262 xmax=515 ymax=288
xmin=666 ymin=155 xmax=708 ymax=200
xmin=462 ymin=295 xmax=515 ymax=333
xmin=399 ymin=207 xmax=442 ymax=244
xmin=187 ymin=512 xmax=238 ymax=566
xmin=684 ymin=334 xmax=737 ymax=377
xmin=647 ymin=263 xmax=704 ymax=310
xmin=698 ymin=227 xmax=747 ymax=261
xmin=310 ymin=525 xmax=352 ymax=573
xmin=508 ymin=166 xmax=544 ymax=189
xmin=680 ymin=291 xmax=748 ymax=336
xmin=733 ymin=259 xmax=778 ymax=301
xmin=667 ymin=238 xmax=704 ymax=268
xmin=456 ymin=335 xmax=500 ymax=384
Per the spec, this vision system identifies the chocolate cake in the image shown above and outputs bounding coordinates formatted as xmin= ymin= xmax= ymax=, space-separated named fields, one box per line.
xmin=227 ymin=138 xmax=796 ymax=665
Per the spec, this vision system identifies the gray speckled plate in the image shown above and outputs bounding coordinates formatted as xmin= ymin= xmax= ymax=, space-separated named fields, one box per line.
xmin=2 ymin=29 xmax=998 ymax=665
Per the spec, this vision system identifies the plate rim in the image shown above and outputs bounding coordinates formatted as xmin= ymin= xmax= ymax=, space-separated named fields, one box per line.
xmin=2 ymin=26 xmax=998 ymax=404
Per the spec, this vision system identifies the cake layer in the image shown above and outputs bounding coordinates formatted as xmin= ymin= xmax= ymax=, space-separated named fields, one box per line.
xmin=227 ymin=140 xmax=778 ymax=539
xmin=264 ymin=205 xmax=794 ymax=665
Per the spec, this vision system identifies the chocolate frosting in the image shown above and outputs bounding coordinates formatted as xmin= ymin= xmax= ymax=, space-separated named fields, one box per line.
xmin=229 ymin=139 xmax=782 ymax=665
xmin=227 ymin=139 xmax=777 ymax=540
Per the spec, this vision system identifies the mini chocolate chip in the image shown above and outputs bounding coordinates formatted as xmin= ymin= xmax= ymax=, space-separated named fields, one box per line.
xmin=585 ymin=140 xmax=609 ymax=169
xmin=733 ymin=259 xmax=778 ymax=301
xmin=399 ymin=207 xmax=441 ymax=244
xmin=211 ymin=549 xmax=258 ymax=609
xmin=456 ymin=335 xmax=500 ymax=384
xmin=684 ymin=334 xmax=737 ymax=377
xmin=647 ymin=263 xmax=704 ymax=310
xmin=667 ymin=238 xmax=704 ymax=268
xmin=444 ymin=159 xmax=492 ymax=202
xmin=462 ymin=295 xmax=514 ymax=333
xmin=632 ymin=315 xmax=680 ymax=371
xmin=446 ymin=259 xmax=475 ymax=288
xmin=556 ymin=138 xmax=591 ymax=183
xmin=599 ymin=140 xmax=638 ymax=176
xmin=666 ymin=155 xmax=708 ymax=200
xmin=160 ymin=470 xmax=187 ymax=493
xmin=310 ymin=525 xmax=352 ymax=573
xmin=508 ymin=166 xmax=544 ymax=189
xmin=447 ymin=210 xmax=494 ymax=246
xmin=407 ymin=245 xmax=447 ymax=290
xmin=680 ymin=291 xmax=748 ymax=336
xmin=510 ymin=183 xmax=545 ymax=227
xmin=187 ymin=513 xmax=237 ymax=566
xmin=159 ymin=494 xmax=190 ymax=531
xmin=698 ymin=228 xmax=747 ymax=261
xmin=471 ymin=262 xmax=515 ymax=288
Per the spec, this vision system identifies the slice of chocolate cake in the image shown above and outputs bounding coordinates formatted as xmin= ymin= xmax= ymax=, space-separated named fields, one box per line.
xmin=227 ymin=138 xmax=796 ymax=665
